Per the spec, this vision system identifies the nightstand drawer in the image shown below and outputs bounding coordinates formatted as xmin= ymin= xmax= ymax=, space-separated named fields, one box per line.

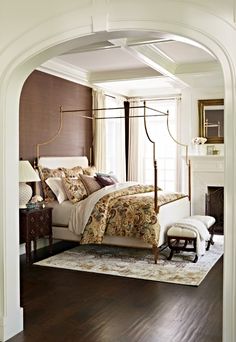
xmin=27 ymin=210 xmax=52 ymax=238
xmin=20 ymin=207 xmax=53 ymax=262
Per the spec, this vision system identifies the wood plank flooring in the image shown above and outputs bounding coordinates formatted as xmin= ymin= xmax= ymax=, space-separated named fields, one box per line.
xmin=8 ymin=242 xmax=223 ymax=342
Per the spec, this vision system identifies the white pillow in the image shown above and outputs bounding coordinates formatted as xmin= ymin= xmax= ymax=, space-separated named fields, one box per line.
xmin=45 ymin=177 xmax=68 ymax=204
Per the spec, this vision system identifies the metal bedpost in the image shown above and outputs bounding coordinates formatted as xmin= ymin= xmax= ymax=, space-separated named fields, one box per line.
xmin=143 ymin=101 xmax=159 ymax=214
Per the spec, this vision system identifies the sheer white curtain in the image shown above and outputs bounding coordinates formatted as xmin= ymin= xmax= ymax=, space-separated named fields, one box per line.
xmin=175 ymin=97 xmax=183 ymax=192
xmin=92 ymin=89 xmax=107 ymax=172
xmin=128 ymin=98 xmax=180 ymax=191
xmin=127 ymin=98 xmax=144 ymax=182
xmin=93 ymin=89 xmax=126 ymax=181
xmin=104 ymin=95 xmax=126 ymax=182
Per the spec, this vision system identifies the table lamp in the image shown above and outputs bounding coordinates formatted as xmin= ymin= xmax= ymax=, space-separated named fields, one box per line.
xmin=19 ymin=160 xmax=40 ymax=208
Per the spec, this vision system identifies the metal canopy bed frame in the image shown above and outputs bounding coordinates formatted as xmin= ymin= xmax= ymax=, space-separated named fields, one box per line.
xmin=35 ymin=101 xmax=190 ymax=263
xmin=36 ymin=101 xmax=191 ymax=215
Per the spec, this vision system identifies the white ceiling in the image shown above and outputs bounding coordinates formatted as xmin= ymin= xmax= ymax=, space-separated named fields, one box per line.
xmin=40 ymin=34 xmax=223 ymax=97
xmin=151 ymin=41 xmax=215 ymax=64
xmin=59 ymin=48 xmax=148 ymax=72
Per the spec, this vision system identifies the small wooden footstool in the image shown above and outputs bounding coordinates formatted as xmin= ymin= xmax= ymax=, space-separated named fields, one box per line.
xmin=167 ymin=215 xmax=216 ymax=263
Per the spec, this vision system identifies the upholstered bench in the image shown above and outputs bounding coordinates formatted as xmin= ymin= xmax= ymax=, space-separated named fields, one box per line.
xmin=167 ymin=215 xmax=216 ymax=263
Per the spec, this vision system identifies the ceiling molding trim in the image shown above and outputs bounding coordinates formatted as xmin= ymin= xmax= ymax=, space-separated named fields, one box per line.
xmin=125 ymin=87 xmax=181 ymax=98
xmin=38 ymin=58 xmax=131 ymax=98
xmin=90 ymin=67 xmax=161 ymax=83
xmin=37 ymin=58 xmax=91 ymax=87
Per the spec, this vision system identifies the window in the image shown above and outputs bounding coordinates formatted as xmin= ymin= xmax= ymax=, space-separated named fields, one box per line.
xmin=140 ymin=99 xmax=179 ymax=191
xmin=102 ymin=96 xmax=179 ymax=190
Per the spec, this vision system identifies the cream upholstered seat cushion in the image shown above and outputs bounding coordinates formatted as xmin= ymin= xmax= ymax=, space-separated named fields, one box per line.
xmin=167 ymin=226 xmax=197 ymax=238
xmin=190 ymin=215 xmax=215 ymax=228
xmin=167 ymin=215 xmax=215 ymax=239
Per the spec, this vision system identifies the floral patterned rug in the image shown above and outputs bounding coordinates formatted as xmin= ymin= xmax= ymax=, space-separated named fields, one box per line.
xmin=35 ymin=236 xmax=224 ymax=286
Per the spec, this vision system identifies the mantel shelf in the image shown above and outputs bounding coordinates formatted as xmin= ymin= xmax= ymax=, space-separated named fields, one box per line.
xmin=189 ymin=154 xmax=224 ymax=160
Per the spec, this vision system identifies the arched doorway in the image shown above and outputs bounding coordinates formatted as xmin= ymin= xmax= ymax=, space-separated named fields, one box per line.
xmin=0 ymin=2 xmax=235 ymax=341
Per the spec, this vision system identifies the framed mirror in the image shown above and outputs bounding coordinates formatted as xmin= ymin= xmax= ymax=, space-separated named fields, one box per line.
xmin=198 ymin=99 xmax=224 ymax=143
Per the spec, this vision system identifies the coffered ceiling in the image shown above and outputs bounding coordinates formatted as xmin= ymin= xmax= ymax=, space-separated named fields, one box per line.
xmin=39 ymin=34 xmax=223 ymax=97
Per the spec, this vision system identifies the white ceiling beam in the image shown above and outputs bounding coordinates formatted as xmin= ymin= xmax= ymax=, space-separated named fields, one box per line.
xmin=89 ymin=67 xmax=161 ymax=83
xmin=123 ymin=44 xmax=190 ymax=88
xmin=62 ymin=41 xmax=118 ymax=54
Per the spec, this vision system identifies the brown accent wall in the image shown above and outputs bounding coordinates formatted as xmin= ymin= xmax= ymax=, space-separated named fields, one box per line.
xmin=19 ymin=70 xmax=93 ymax=164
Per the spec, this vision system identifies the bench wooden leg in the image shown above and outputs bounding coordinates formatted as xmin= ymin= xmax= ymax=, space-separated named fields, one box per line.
xmin=167 ymin=236 xmax=198 ymax=262
xmin=206 ymin=235 xmax=214 ymax=251
xmin=167 ymin=249 xmax=174 ymax=261
xmin=152 ymin=246 xmax=159 ymax=264
xmin=193 ymin=254 xmax=198 ymax=263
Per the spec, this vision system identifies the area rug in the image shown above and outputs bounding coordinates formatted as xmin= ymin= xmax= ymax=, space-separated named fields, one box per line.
xmin=34 ymin=236 xmax=224 ymax=286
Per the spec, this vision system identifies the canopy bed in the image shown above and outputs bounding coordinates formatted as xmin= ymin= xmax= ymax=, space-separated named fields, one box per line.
xmin=35 ymin=102 xmax=191 ymax=263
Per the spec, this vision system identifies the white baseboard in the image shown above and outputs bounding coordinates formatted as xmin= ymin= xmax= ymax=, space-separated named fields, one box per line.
xmin=0 ymin=307 xmax=23 ymax=341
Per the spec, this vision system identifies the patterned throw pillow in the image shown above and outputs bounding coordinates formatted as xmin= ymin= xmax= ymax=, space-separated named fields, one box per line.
xmin=62 ymin=177 xmax=88 ymax=203
xmin=82 ymin=166 xmax=97 ymax=176
xmin=96 ymin=172 xmax=119 ymax=183
xmin=62 ymin=166 xmax=84 ymax=178
xmin=79 ymin=174 xmax=102 ymax=195
xmin=95 ymin=174 xmax=116 ymax=187
xmin=38 ymin=167 xmax=66 ymax=202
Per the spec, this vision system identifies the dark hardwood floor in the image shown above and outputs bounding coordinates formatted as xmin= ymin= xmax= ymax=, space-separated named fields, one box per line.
xmin=8 ymin=242 xmax=223 ymax=342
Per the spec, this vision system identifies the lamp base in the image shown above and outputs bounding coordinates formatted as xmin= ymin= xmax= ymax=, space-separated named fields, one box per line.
xmin=19 ymin=183 xmax=33 ymax=209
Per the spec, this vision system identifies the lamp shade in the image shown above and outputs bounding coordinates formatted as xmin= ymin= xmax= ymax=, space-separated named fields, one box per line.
xmin=19 ymin=160 xmax=40 ymax=208
xmin=19 ymin=160 xmax=40 ymax=183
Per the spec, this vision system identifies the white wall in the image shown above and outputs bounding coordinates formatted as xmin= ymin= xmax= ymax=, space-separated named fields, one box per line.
xmin=180 ymin=87 xmax=224 ymax=147
xmin=0 ymin=1 xmax=236 ymax=341
xmin=178 ymin=84 xmax=224 ymax=194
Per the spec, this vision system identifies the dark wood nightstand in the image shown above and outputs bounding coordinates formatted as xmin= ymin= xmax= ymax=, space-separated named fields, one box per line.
xmin=20 ymin=207 xmax=53 ymax=263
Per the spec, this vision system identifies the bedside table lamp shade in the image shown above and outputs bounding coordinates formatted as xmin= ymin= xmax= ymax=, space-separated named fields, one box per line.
xmin=19 ymin=160 xmax=40 ymax=208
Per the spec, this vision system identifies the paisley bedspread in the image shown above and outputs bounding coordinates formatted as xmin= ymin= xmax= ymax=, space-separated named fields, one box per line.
xmin=80 ymin=184 xmax=186 ymax=247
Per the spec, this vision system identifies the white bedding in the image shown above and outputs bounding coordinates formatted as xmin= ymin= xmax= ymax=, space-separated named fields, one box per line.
xmin=47 ymin=200 xmax=73 ymax=227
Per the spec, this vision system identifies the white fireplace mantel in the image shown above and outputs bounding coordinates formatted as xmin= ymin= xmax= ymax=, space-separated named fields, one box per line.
xmin=189 ymin=155 xmax=224 ymax=215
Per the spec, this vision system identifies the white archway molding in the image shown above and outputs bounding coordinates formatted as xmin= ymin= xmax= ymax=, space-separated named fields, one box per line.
xmin=1 ymin=2 xmax=236 ymax=341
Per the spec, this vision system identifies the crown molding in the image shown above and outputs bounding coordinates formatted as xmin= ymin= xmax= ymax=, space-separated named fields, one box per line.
xmin=37 ymin=58 xmax=91 ymax=87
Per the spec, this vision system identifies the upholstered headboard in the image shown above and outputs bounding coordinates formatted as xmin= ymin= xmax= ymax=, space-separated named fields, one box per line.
xmin=38 ymin=156 xmax=89 ymax=169
xmin=35 ymin=156 xmax=89 ymax=197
